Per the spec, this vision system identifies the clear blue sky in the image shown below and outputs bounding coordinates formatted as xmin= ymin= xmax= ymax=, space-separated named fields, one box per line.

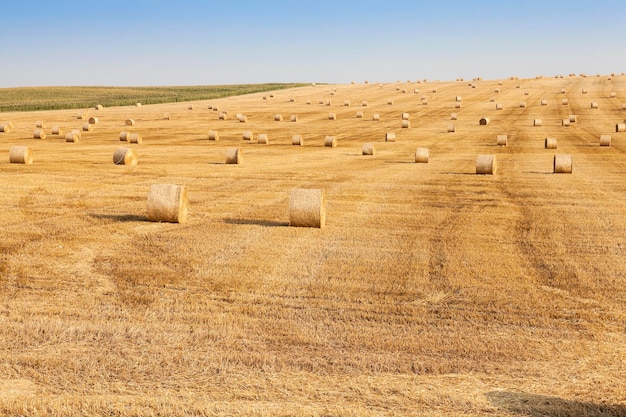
xmin=1 ymin=0 xmax=624 ymax=87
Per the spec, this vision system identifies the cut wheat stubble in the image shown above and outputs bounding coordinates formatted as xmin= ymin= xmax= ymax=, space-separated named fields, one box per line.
xmin=289 ymin=188 xmax=325 ymax=228
xmin=147 ymin=184 xmax=188 ymax=224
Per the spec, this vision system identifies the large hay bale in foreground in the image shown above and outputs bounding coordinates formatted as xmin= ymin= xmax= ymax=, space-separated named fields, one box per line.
xmin=289 ymin=189 xmax=325 ymax=228
xmin=113 ymin=147 xmax=138 ymax=165
xmin=324 ymin=136 xmax=337 ymax=147
xmin=476 ymin=154 xmax=496 ymax=174
xmin=554 ymin=154 xmax=572 ymax=173
xmin=545 ymin=137 xmax=558 ymax=149
xmin=225 ymin=147 xmax=242 ymax=164
xmin=292 ymin=135 xmax=303 ymax=146
xmin=147 ymin=184 xmax=188 ymax=223
xmin=600 ymin=135 xmax=611 ymax=146
xmin=362 ymin=143 xmax=375 ymax=155
xmin=9 ymin=146 xmax=32 ymax=164
xmin=33 ymin=129 xmax=46 ymax=139
xmin=415 ymin=147 xmax=429 ymax=163
xmin=497 ymin=135 xmax=508 ymax=146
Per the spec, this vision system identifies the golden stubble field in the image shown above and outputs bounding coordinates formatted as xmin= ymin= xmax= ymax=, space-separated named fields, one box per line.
xmin=0 ymin=76 xmax=625 ymax=416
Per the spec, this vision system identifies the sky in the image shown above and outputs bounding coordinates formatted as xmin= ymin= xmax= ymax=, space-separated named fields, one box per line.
xmin=1 ymin=0 xmax=625 ymax=87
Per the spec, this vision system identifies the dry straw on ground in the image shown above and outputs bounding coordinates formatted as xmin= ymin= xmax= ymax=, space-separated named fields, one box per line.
xmin=146 ymin=184 xmax=188 ymax=223
xmin=225 ymin=147 xmax=242 ymax=164
xmin=113 ymin=147 xmax=138 ymax=165
xmin=554 ymin=154 xmax=573 ymax=173
xmin=9 ymin=145 xmax=32 ymax=164
xmin=289 ymin=188 xmax=325 ymax=228
xmin=415 ymin=147 xmax=429 ymax=163
xmin=476 ymin=154 xmax=496 ymax=174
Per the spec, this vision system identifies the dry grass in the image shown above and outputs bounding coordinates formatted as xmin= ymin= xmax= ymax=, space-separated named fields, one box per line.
xmin=0 ymin=77 xmax=625 ymax=416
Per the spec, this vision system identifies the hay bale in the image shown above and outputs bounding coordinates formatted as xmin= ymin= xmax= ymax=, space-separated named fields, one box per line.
xmin=243 ymin=131 xmax=253 ymax=141
xmin=533 ymin=119 xmax=542 ymax=126
xmin=447 ymin=124 xmax=456 ymax=132
xmin=328 ymin=113 xmax=336 ymax=120
xmin=88 ymin=117 xmax=99 ymax=124
xmin=494 ymin=88 xmax=500 ymax=93
xmin=82 ymin=123 xmax=93 ymax=131
xmin=292 ymin=135 xmax=303 ymax=146
xmin=324 ymin=136 xmax=337 ymax=147
xmin=188 ymin=104 xmax=194 ymax=110
xmin=0 ymin=123 xmax=12 ymax=133
xmin=325 ymin=100 xmax=331 ymax=106
xmin=128 ymin=133 xmax=142 ymax=144
xmin=33 ymin=129 xmax=46 ymax=139
xmin=524 ymin=91 xmax=530 ymax=95
xmin=113 ymin=147 xmax=138 ymax=165
xmin=545 ymin=137 xmax=558 ymax=149
xmin=208 ymin=130 xmax=219 ymax=141
xmin=562 ymin=98 xmax=569 ymax=105
xmin=476 ymin=154 xmax=496 ymax=175
xmin=219 ymin=112 xmax=227 ymax=120
xmin=455 ymin=96 xmax=462 ymax=102
xmin=289 ymin=188 xmax=325 ymax=228
xmin=422 ymin=100 xmax=429 ymax=105
xmin=65 ymin=132 xmax=80 ymax=142
xmin=225 ymin=147 xmax=242 ymax=164
xmin=373 ymin=114 xmax=380 ymax=121
xmin=135 ymin=103 xmax=142 ymax=107
xmin=344 ymin=101 xmax=350 ymax=106
xmin=95 ymin=104 xmax=103 ymax=110
xmin=362 ymin=143 xmax=375 ymax=155
xmin=238 ymin=115 xmax=247 ymax=123
xmin=451 ymin=113 xmax=458 ymax=120
xmin=9 ymin=146 xmax=33 ymax=164
xmin=147 ymin=184 xmax=188 ymax=224
xmin=496 ymin=103 xmax=503 ymax=110
xmin=120 ymin=131 xmax=130 ymax=141
xmin=35 ymin=121 xmax=45 ymax=128
xmin=617 ymin=123 xmax=626 ymax=132
xmin=497 ymin=135 xmax=508 ymax=146
xmin=356 ymin=111 xmax=363 ymax=118
xmin=562 ymin=119 xmax=571 ymax=126
xmin=306 ymin=100 xmax=311 ymax=105
xmin=479 ymin=117 xmax=490 ymax=125
xmin=519 ymin=102 xmax=526 ymax=108
xmin=582 ymin=89 xmax=588 ymax=94
xmin=414 ymin=89 xmax=419 ymax=94
xmin=402 ymin=120 xmax=410 ymax=128
xmin=257 ymin=134 xmax=269 ymax=144
xmin=402 ymin=113 xmax=410 ymax=120
xmin=560 ymin=89 xmax=566 ymax=94
xmin=621 ymin=103 xmax=626 ymax=110
xmin=455 ymin=102 xmax=462 ymax=108
xmin=432 ymin=88 xmax=437 ymax=93
xmin=387 ymin=99 xmax=394 ymax=105
xmin=290 ymin=97 xmax=295 ymax=102
xmin=274 ymin=114 xmax=283 ymax=121
xmin=163 ymin=113 xmax=171 ymax=120
xmin=125 ymin=119 xmax=135 ymax=126
xmin=541 ymin=99 xmax=548 ymax=105
xmin=591 ymin=102 xmax=599 ymax=108
xmin=213 ymin=106 xmax=220 ymax=111
xmin=51 ymin=126 xmax=63 ymax=135
xmin=554 ymin=154 xmax=572 ymax=173
xmin=362 ymin=101 xmax=368 ymax=106
xmin=385 ymin=132 xmax=396 ymax=142
xmin=208 ymin=104 xmax=214 ymax=110
xmin=415 ymin=147 xmax=429 ymax=163
xmin=610 ymin=92 xmax=616 ymax=98
xmin=600 ymin=135 xmax=611 ymax=146
xmin=568 ymin=115 xmax=577 ymax=123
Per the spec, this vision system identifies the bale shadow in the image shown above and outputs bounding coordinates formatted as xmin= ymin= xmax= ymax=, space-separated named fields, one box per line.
xmin=224 ymin=218 xmax=289 ymax=227
xmin=90 ymin=214 xmax=148 ymax=222
xmin=486 ymin=391 xmax=626 ymax=417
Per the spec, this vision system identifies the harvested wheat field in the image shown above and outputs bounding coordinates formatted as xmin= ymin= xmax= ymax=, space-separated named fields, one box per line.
xmin=0 ymin=75 xmax=625 ymax=417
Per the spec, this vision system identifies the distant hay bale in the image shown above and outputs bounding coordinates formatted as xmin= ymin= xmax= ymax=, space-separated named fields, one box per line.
xmin=494 ymin=88 xmax=500 ymax=93
xmin=290 ymin=97 xmax=295 ymax=102
xmin=496 ymin=103 xmax=503 ymax=110
xmin=447 ymin=123 xmax=456 ymax=132
xmin=432 ymin=88 xmax=437 ymax=93
xmin=385 ymin=132 xmax=396 ymax=142
xmin=257 ymin=134 xmax=269 ymax=144
xmin=305 ymin=100 xmax=311 ymax=105
xmin=533 ymin=119 xmax=542 ymax=126
xmin=451 ymin=113 xmax=458 ymax=120
xmin=147 ymin=184 xmax=188 ymax=224
xmin=372 ymin=113 xmax=380 ymax=121
xmin=362 ymin=143 xmax=375 ymax=155
xmin=362 ymin=101 xmax=368 ymax=106
xmin=524 ymin=91 xmax=529 ymax=95
xmin=401 ymin=113 xmax=410 ymax=120
xmin=0 ymin=123 xmax=12 ymax=133
xmin=136 ymin=103 xmax=142 ymax=107
xmin=292 ymin=134 xmax=303 ymax=146
xmin=519 ymin=102 xmax=526 ymax=108
xmin=387 ymin=99 xmax=394 ymax=105
xmin=324 ymin=136 xmax=337 ymax=147
xmin=125 ymin=119 xmax=135 ymax=126
xmin=560 ymin=89 xmax=566 ymax=94
xmin=208 ymin=104 xmax=214 ymax=110
xmin=289 ymin=188 xmax=325 ymax=228
xmin=455 ymin=102 xmax=462 ymax=108
xmin=569 ymin=115 xmax=577 ymax=123
xmin=621 ymin=103 xmax=626 ymax=110
xmin=219 ymin=112 xmax=227 ymax=120
xmin=113 ymin=147 xmax=138 ymax=165
xmin=582 ymin=88 xmax=588 ymax=94
xmin=120 ymin=131 xmax=130 ymax=141
xmin=554 ymin=154 xmax=572 ymax=173
xmin=590 ymin=102 xmax=598 ymax=108
xmin=479 ymin=117 xmax=490 ymax=125
xmin=88 ymin=117 xmax=99 ymax=124
xmin=328 ymin=113 xmax=336 ymax=120
xmin=51 ymin=126 xmax=63 ymax=135
xmin=325 ymin=100 xmax=331 ymax=106
xmin=413 ymin=89 xmax=419 ymax=94
xmin=208 ymin=130 xmax=219 ymax=141
xmin=95 ymin=104 xmax=103 ymax=110
xmin=562 ymin=119 xmax=571 ymax=126
xmin=82 ymin=123 xmax=93 ymax=131
xmin=243 ymin=131 xmax=253 ymax=141
xmin=401 ymin=89 xmax=406 ymax=93
xmin=402 ymin=120 xmax=410 ymax=128
xmin=415 ymin=147 xmax=429 ymax=163
xmin=225 ymin=147 xmax=242 ymax=164
xmin=356 ymin=111 xmax=363 ymax=118
xmin=541 ymin=99 xmax=548 ymax=105
xmin=238 ymin=115 xmax=247 ymax=123
xmin=9 ymin=146 xmax=33 ymax=164
xmin=344 ymin=101 xmax=350 ymax=106
xmin=274 ymin=114 xmax=283 ymax=121
xmin=36 ymin=121 xmax=45 ymax=128
xmin=616 ymin=123 xmax=626 ymax=132
xmin=562 ymin=99 xmax=569 ymax=105
xmin=128 ymin=133 xmax=142 ymax=144
xmin=455 ymin=96 xmax=462 ymax=102
xmin=422 ymin=100 xmax=429 ymax=105
xmin=600 ymin=135 xmax=611 ymax=146
xmin=497 ymin=134 xmax=508 ymax=146
xmin=163 ymin=113 xmax=171 ymax=120
xmin=476 ymin=154 xmax=496 ymax=175
xmin=33 ymin=129 xmax=46 ymax=139
xmin=213 ymin=106 xmax=220 ymax=111
xmin=65 ymin=131 xmax=80 ymax=142
xmin=610 ymin=92 xmax=616 ymax=98
xmin=545 ymin=137 xmax=558 ymax=149
xmin=188 ymin=104 xmax=194 ymax=110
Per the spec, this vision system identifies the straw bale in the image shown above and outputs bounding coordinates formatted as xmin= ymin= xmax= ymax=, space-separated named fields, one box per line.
xmin=289 ymin=188 xmax=325 ymax=228
xmin=9 ymin=146 xmax=33 ymax=164
xmin=125 ymin=119 xmax=135 ymax=126
xmin=147 ymin=184 xmax=188 ymax=223
xmin=113 ymin=147 xmax=138 ymax=165
xmin=385 ymin=132 xmax=396 ymax=142
xmin=402 ymin=113 xmax=410 ymax=120
xmin=188 ymin=104 xmax=194 ymax=110
xmin=362 ymin=143 xmax=375 ymax=155
xmin=610 ymin=92 xmax=616 ymax=98
xmin=451 ymin=113 xmax=458 ymax=120
xmin=208 ymin=130 xmax=219 ymax=141
xmin=135 ymin=103 xmax=141 ymax=107
xmin=257 ymin=134 xmax=269 ymax=144
xmin=163 ymin=114 xmax=171 ymax=120
xmin=242 ymin=131 xmax=253 ymax=141
xmin=497 ymin=135 xmax=508 ymax=146
xmin=362 ymin=101 xmax=368 ymax=106
xmin=533 ymin=119 xmax=542 ymax=126
xmin=373 ymin=114 xmax=380 ymax=121
xmin=387 ymin=99 xmax=394 ymax=105
xmin=120 ymin=131 xmax=130 ymax=141
xmin=545 ymin=137 xmax=558 ymax=149
xmin=447 ymin=124 xmax=456 ymax=132
xmin=83 ymin=123 xmax=93 ymax=131
xmin=356 ymin=111 xmax=363 ymax=118
xmin=292 ymin=135 xmax=303 ymax=146
xmin=274 ymin=114 xmax=283 ymax=121
xmin=324 ymin=136 xmax=337 ymax=147
xmin=219 ymin=112 xmax=227 ymax=120
xmin=519 ymin=102 xmax=526 ymax=108
xmin=290 ymin=115 xmax=297 ymax=122
xmin=455 ymin=96 xmax=462 ymax=102
xmin=344 ymin=101 xmax=350 ymax=106
xmin=88 ymin=117 xmax=99 ymax=124
xmin=65 ymin=132 xmax=80 ymax=142
xmin=95 ymin=104 xmax=103 ymax=110
xmin=562 ymin=99 xmax=569 ymax=105
xmin=560 ymin=89 xmax=566 ymax=93
xmin=225 ymin=147 xmax=242 ymax=164
xmin=591 ymin=102 xmax=598 ymax=108
xmin=328 ymin=113 xmax=336 ymax=120
xmin=600 ymin=135 xmax=611 ymax=146
xmin=238 ymin=115 xmax=247 ymax=123
xmin=290 ymin=97 xmax=295 ymax=102
xmin=402 ymin=120 xmax=410 ymax=128
xmin=569 ymin=115 xmax=577 ymax=123
xmin=496 ymin=103 xmax=503 ymax=110
xmin=128 ymin=133 xmax=142 ymax=144
xmin=554 ymin=154 xmax=572 ymax=173
xmin=415 ymin=147 xmax=429 ymax=163
xmin=0 ymin=123 xmax=12 ymax=133
xmin=479 ymin=117 xmax=490 ymax=125
xmin=476 ymin=154 xmax=496 ymax=174
xmin=455 ymin=102 xmax=462 ymax=108
xmin=616 ymin=123 xmax=626 ymax=132
xmin=33 ymin=129 xmax=46 ymax=139
xmin=51 ymin=126 xmax=63 ymax=135
xmin=621 ymin=103 xmax=626 ymax=110
xmin=582 ymin=89 xmax=588 ymax=94
xmin=36 ymin=121 xmax=45 ymax=128
xmin=541 ymin=99 xmax=548 ymax=105
xmin=562 ymin=119 xmax=571 ymax=126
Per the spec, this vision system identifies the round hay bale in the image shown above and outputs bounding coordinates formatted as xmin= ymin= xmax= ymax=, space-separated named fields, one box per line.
xmin=497 ymin=135 xmax=508 ymax=146
xmin=0 ymin=123 xmax=12 ymax=133
xmin=591 ymin=102 xmax=598 ymax=108
xmin=524 ymin=91 xmax=530 ymax=96
xmin=610 ymin=92 xmax=616 ymax=98
xmin=344 ymin=101 xmax=350 ymax=106
xmin=290 ymin=97 xmax=295 ymax=102
xmin=208 ymin=104 xmax=214 ymax=110
xmin=324 ymin=136 xmax=337 ymax=147
xmin=225 ymin=147 xmax=242 ymax=164
xmin=476 ymin=154 xmax=496 ymax=175
xmin=290 ymin=114 xmax=297 ymax=122
xmin=362 ymin=143 xmax=375 ymax=155
xmin=402 ymin=120 xmax=410 ymax=128
xmin=242 ymin=131 xmax=253 ymax=141
xmin=373 ymin=113 xmax=380 ymax=121
xmin=120 ymin=131 xmax=130 ymax=141
xmin=616 ymin=123 xmax=626 ymax=132
xmin=128 ymin=133 xmax=142 ymax=144
xmin=328 ymin=113 xmax=336 ymax=120
xmin=621 ymin=103 xmax=626 ymax=110
xmin=385 ymin=132 xmax=396 ymax=142
xmin=455 ymin=96 xmax=462 ymax=102
xmin=188 ymin=104 xmax=194 ymax=110
xmin=33 ymin=129 xmax=46 ymax=139
xmin=451 ymin=113 xmax=458 ymax=120
xmin=65 ymin=132 xmax=80 ymax=142
xmin=387 ymin=99 xmax=394 ymax=105
xmin=82 ymin=123 xmax=93 ymax=132
xmin=413 ymin=89 xmax=419 ymax=94
xmin=562 ymin=99 xmax=569 ymax=105
xmin=88 ymin=117 xmax=99 ymax=124
xmin=545 ymin=137 xmax=558 ymax=149
xmin=113 ymin=147 xmax=138 ymax=165
xmin=35 ymin=121 xmax=45 ymax=128
xmin=415 ymin=147 xmax=429 ymax=163
xmin=533 ymin=119 xmax=542 ymax=127
xmin=560 ymin=89 xmax=566 ymax=94
xmin=541 ymin=99 xmax=548 ymax=105
xmin=496 ymin=103 xmax=503 ymax=110
xmin=325 ymin=100 xmax=331 ymax=106
xmin=422 ymin=100 xmax=429 ymax=105
xmin=238 ymin=115 xmax=247 ymax=123
xmin=356 ymin=111 xmax=363 ymax=118
xmin=125 ymin=119 xmax=135 ymax=126
xmin=9 ymin=145 xmax=33 ymax=164
xmin=490 ymin=97 xmax=496 ymax=102
xmin=432 ymin=88 xmax=438 ymax=93
xmin=447 ymin=124 xmax=456 ymax=133
xmin=135 ymin=103 xmax=142 ymax=107
xmin=455 ymin=102 xmax=462 ymax=108
xmin=519 ymin=102 xmax=526 ymax=108
xmin=257 ymin=134 xmax=269 ymax=144
xmin=213 ymin=106 xmax=220 ymax=111
xmin=95 ymin=104 xmax=103 ymax=110
xmin=292 ymin=135 xmax=303 ymax=146
xmin=362 ymin=100 xmax=368 ymax=106
xmin=163 ymin=113 xmax=171 ymax=120
xmin=582 ymin=88 xmax=588 ymax=94
xmin=208 ymin=130 xmax=219 ymax=141
xmin=147 ymin=184 xmax=188 ymax=224
xmin=289 ymin=188 xmax=325 ymax=228
xmin=600 ymin=134 xmax=611 ymax=146
xmin=479 ymin=117 xmax=490 ymax=125
xmin=219 ymin=112 xmax=227 ymax=120
xmin=562 ymin=119 xmax=571 ymax=126
xmin=274 ymin=114 xmax=283 ymax=121
xmin=402 ymin=113 xmax=410 ymax=120
xmin=51 ymin=126 xmax=63 ymax=135
xmin=554 ymin=154 xmax=572 ymax=173
xmin=494 ymin=88 xmax=500 ymax=93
